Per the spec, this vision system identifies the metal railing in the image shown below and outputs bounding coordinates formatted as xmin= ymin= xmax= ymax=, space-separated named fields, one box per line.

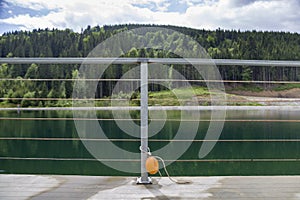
xmin=1 ymin=57 xmax=300 ymax=182
xmin=1 ymin=57 xmax=300 ymax=66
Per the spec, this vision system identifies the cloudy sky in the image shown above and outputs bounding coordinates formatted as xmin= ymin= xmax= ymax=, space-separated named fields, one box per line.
xmin=0 ymin=0 xmax=300 ymax=34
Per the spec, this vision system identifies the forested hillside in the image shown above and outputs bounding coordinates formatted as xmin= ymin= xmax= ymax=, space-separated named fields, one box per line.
xmin=0 ymin=24 xmax=300 ymax=106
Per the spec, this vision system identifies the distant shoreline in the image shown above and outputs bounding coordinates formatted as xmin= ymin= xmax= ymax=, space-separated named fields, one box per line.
xmin=1 ymin=86 xmax=300 ymax=108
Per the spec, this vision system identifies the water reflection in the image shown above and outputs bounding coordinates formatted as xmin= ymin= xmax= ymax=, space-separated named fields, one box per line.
xmin=0 ymin=110 xmax=300 ymax=175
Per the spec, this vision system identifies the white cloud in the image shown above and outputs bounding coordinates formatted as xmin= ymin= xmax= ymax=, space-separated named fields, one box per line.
xmin=0 ymin=0 xmax=300 ymax=33
xmin=183 ymin=0 xmax=300 ymax=32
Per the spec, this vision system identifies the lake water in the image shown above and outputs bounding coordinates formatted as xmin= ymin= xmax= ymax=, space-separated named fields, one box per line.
xmin=1 ymin=109 xmax=300 ymax=176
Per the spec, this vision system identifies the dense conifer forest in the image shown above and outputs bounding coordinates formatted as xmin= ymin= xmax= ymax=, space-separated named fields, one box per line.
xmin=0 ymin=24 xmax=300 ymax=106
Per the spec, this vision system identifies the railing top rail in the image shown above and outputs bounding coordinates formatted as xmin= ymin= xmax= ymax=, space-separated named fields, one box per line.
xmin=0 ymin=57 xmax=300 ymax=66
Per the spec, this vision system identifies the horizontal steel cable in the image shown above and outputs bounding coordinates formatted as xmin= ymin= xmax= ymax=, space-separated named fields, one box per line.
xmin=2 ymin=106 xmax=300 ymax=111
xmin=0 ymin=78 xmax=139 ymax=81
xmin=0 ymin=97 xmax=132 ymax=101
xmin=1 ymin=97 xmax=300 ymax=102
xmin=0 ymin=157 xmax=299 ymax=162
xmin=0 ymin=137 xmax=300 ymax=142
xmin=1 ymin=118 xmax=300 ymax=122
xmin=0 ymin=78 xmax=299 ymax=84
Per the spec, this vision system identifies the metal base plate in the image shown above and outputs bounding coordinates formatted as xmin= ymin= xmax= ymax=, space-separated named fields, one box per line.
xmin=136 ymin=177 xmax=152 ymax=184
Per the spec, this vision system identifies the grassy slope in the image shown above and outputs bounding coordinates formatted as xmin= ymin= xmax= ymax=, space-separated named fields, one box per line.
xmin=3 ymin=84 xmax=300 ymax=107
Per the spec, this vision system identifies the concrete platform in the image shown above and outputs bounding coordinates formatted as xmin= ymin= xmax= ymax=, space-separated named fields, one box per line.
xmin=0 ymin=175 xmax=300 ymax=199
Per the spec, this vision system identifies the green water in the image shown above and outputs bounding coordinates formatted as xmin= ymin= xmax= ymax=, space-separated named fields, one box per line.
xmin=1 ymin=109 xmax=300 ymax=176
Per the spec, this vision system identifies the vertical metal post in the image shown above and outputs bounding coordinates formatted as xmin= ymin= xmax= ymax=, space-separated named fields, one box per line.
xmin=137 ymin=61 xmax=151 ymax=184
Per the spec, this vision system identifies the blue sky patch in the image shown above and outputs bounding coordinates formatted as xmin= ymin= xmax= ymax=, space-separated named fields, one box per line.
xmin=0 ymin=1 xmax=57 ymax=19
xmin=133 ymin=0 xmax=189 ymax=13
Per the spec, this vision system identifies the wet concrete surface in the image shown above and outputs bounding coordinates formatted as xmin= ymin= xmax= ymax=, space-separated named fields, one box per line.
xmin=0 ymin=175 xmax=300 ymax=199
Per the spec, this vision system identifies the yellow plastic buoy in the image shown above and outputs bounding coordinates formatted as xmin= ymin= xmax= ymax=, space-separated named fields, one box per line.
xmin=145 ymin=156 xmax=159 ymax=174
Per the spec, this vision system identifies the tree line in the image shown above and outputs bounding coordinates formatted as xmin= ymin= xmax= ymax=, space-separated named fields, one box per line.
xmin=0 ymin=24 xmax=300 ymax=106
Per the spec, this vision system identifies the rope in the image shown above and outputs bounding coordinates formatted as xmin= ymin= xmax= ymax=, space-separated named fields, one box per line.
xmin=154 ymin=156 xmax=191 ymax=184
